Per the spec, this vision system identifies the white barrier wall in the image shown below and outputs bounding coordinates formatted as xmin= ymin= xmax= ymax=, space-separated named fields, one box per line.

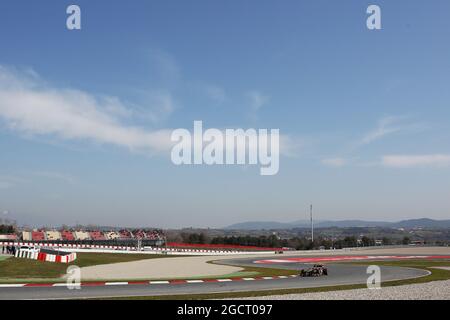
xmin=14 ymin=247 xmax=77 ymax=263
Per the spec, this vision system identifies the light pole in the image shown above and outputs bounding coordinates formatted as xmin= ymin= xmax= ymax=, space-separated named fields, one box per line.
xmin=310 ymin=204 xmax=314 ymax=245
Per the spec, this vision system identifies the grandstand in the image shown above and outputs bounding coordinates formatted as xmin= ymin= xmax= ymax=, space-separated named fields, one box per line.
xmin=31 ymin=231 xmax=45 ymax=241
xmin=89 ymin=231 xmax=105 ymax=241
xmin=61 ymin=230 xmax=75 ymax=241
xmin=133 ymin=229 xmax=146 ymax=239
xmin=146 ymin=230 xmax=164 ymax=240
xmin=74 ymin=231 xmax=90 ymax=240
xmin=104 ymin=231 xmax=120 ymax=240
xmin=5 ymin=228 xmax=165 ymax=247
xmin=45 ymin=231 xmax=61 ymax=241
xmin=22 ymin=231 xmax=32 ymax=241
xmin=119 ymin=229 xmax=132 ymax=239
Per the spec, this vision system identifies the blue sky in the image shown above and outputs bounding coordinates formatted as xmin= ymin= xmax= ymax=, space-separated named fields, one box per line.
xmin=0 ymin=0 xmax=450 ymax=228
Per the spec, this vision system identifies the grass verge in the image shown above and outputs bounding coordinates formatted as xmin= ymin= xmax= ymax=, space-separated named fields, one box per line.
xmin=0 ymin=253 xmax=175 ymax=283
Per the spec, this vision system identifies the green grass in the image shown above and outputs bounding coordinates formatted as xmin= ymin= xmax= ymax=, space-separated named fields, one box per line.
xmin=103 ymin=259 xmax=450 ymax=300
xmin=0 ymin=255 xmax=11 ymax=262
xmin=0 ymin=253 xmax=175 ymax=283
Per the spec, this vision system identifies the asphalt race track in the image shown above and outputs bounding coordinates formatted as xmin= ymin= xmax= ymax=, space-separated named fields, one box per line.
xmin=0 ymin=254 xmax=433 ymax=300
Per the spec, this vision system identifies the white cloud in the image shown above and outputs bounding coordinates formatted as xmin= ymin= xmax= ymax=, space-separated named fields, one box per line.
xmin=0 ymin=66 xmax=301 ymax=161
xmin=0 ymin=66 xmax=174 ymax=154
xmin=321 ymin=157 xmax=347 ymax=167
xmin=382 ymin=154 xmax=450 ymax=168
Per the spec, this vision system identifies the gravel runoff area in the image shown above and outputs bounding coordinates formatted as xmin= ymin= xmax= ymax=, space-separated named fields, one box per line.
xmin=233 ymin=280 xmax=450 ymax=300
xmin=78 ymin=256 xmax=244 ymax=280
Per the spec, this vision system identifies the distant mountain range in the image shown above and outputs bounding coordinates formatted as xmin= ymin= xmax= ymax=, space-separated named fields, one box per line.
xmin=225 ymin=218 xmax=450 ymax=230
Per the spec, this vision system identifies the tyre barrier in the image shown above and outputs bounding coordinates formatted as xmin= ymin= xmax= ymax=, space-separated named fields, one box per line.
xmin=15 ymin=247 xmax=77 ymax=263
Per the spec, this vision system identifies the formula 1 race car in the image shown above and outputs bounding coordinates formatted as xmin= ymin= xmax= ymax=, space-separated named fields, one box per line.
xmin=299 ymin=264 xmax=328 ymax=277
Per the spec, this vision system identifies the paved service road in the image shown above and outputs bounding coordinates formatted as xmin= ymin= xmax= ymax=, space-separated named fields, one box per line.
xmin=0 ymin=254 xmax=432 ymax=300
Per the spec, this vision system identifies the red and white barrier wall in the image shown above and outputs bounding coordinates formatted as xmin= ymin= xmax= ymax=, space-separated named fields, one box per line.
xmin=3 ymin=242 xmax=283 ymax=255
xmin=14 ymin=248 xmax=77 ymax=263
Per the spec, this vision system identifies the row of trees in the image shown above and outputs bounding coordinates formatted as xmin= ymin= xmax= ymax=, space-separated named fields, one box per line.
xmin=0 ymin=224 xmax=15 ymax=234
xmin=181 ymin=233 xmax=290 ymax=248
xmin=178 ymin=232 xmax=415 ymax=250
xmin=210 ymin=235 xmax=282 ymax=248
xmin=180 ymin=233 xmax=285 ymax=247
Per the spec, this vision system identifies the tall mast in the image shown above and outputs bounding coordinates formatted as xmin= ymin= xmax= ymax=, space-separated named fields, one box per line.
xmin=310 ymin=204 xmax=314 ymax=243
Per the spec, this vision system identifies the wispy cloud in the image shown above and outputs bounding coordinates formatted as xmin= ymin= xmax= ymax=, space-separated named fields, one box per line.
xmin=321 ymin=157 xmax=347 ymax=167
xmin=149 ymin=49 xmax=181 ymax=84
xmin=246 ymin=90 xmax=270 ymax=121
xmin=0 ymin=181 xmax=12 ymax=189
xmin=0 ymin=174 xmax=29 ymax=189
xmin=321 ymin=115 xmax=430 ymax=168
xmin=203 ymin=84 xmax=226 ymax=104
xmin=33 ymin=171 xmax=76 ymax=185
xmin=356 ymin=115 xmax=428 ymax=149
xmin=141 ymin=90 xmax=176 ymax=123
xmin=381 ymin=154 xmax=450 ymax=168
xmin=247 ymin=91 xmax=269 ymax=112
xmin=279 ymin=134 xmax=304 ymax=157
xmin=0 ymin=66 xmax=174 ymax=155
xmin=359 ymin=116 xmax=404 ymax=146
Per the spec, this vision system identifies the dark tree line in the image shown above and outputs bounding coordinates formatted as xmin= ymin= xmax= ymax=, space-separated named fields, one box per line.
xmin=0 ymin=225 xmax=15 ymax=234
xmin=211 ymin=235 xmax=282 ymax=248
xmin=177 ymin=233 xmax=417 ymax=250
xmin=179 ymin=233 xmax=285 ymax=247
xmin=181 ymin=232 xmax=208 ymax=244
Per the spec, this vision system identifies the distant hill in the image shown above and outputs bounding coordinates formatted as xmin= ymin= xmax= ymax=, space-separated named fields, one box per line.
xmin=225 ymin=218 xmax=450 ymax=230
xmin=390 ymin=218 xmax=450 ymax=229
xmin=223 ymin=221 xmax=296 ymax=230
